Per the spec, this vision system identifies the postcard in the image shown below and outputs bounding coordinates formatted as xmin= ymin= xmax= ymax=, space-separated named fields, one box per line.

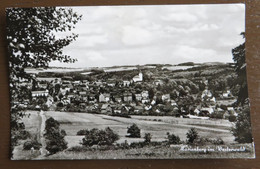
xmin=7 ymin=4 xmax=255 ymax=159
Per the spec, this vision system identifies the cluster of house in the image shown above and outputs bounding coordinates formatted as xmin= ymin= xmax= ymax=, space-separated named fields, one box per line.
xmin=26 ymin=71 xmax=238 ymax=118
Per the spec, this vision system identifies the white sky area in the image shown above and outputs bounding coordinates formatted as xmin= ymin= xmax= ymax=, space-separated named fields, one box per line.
xmin=49 ymin=4 xmax=245 ymax=68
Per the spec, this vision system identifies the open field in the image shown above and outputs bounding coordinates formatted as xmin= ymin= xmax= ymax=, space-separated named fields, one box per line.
xmin=22 ymin=111 xmax=235 ymax=147
xmin=14 ymin=111 xmax=255 ymax=159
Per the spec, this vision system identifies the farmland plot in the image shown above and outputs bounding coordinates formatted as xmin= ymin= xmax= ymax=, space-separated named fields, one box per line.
xmin=23 ymin=111 xmax=235 ymax=148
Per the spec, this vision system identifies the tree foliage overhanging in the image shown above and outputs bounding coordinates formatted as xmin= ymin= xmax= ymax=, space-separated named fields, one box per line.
xmin=7 ymin=7 xmax=81 ymax=157
xmin=232 ymin=32 xmax=248 ymax=106
xmin=231 ymin=32 xmax=253 ymax=143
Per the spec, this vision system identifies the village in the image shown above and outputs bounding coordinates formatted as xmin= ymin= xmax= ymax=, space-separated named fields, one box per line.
xmin=18 ymin=64 xmax=240 ymax=121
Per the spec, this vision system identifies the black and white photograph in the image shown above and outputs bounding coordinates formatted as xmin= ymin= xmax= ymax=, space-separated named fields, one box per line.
xmin=7 ymin=4 xmax=255 ymax=160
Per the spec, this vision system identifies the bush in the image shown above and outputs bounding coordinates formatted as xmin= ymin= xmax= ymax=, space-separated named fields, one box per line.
xmin=232 ymin=107 xmax=253 ymax=143
xmin=23 ymin=140 xmax=42 ymax=150
xmin=167 ymin=132 xmax=181 ymax=144
xmin=211 ymin=138 xmax=224 ymax=145
xmin=228 ymin=115 xmax=236 ymax=122
xmin=44 ymin=117 xmax=67 ymax=154
xmin=77 ymin=129 xmax=89 ymax=135
xmin=81 ymin=127 xmax=119 ymax=147
xmin=144 ymin=133 xmax=152 ymax=144
xmin=186 ymin=128 xmax=199 ymax=144
xmin=127 ymin=124 xmax=141 ymax=138
xmin=17 ymin=130 xmax=31 ymax=140
xmin=117 ymin=140 xmax=130 ymax=150
xmin=129 ymin=142 xmax=145 ymax=149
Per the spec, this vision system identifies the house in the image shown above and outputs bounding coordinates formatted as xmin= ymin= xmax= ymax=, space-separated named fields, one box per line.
xmin=107 ymin=79 xmax=116 ymax=87
xmin=46 ymin=96 xmax=54 ymax=107
xmin=114 ymin=105 xmax=122 ymax=114
xmin=135 ymin=94 xmax=142 ymax=101
xmin=123 ymin=81 xmax=131 ymax=87
xmin=144 ymin=105 xmax=152 ymax=111
xmin=210 ymin=97 xmax=216 ymax=103
xmin=201 ymin=87 xmax=213 ymax=100
xmin=60 ymin=87 xmax=67 ymax=95
xmin=38 ymin=83 xmax=48 ymax=89
xmin=223 ymin=90 xmax=232 ymax=98
xmin=32 ymin=90 xmax=49 ymax=97
xmin=141 ymin=91 xmax=149 ymax=99
xmin=170 ymin=100 xmax=177 ymax=106
xmin=99 ymin=93 xmax=110 ymax=102
xmin=227 ymin=107 xmax=235 ymax=113
xmin=132 ymin=72 xmax=143 ymax=82
xmin=82 ymin=96 xmax=88 ymax=102
xmin=151 ymin=100 xmax=156 ymax=105
xmin=101 ymin=104 xmax=112 ymax=115
xmin=201 ymin=107 xmax=214 ymax=114
xmin=194 ymin=108 xmax=200 ymax=115
xmin=114 ymin=95 xmax=122 ymax=103
xmin=162 ymin=94 xmax=170 ymax=102
xmin=123 ymin=92 xmax=132 ymax=102
xmin=153 ymin=79 xmax=164 ymax=86
xmin=141 ymin=99 xmax=149 ymax=104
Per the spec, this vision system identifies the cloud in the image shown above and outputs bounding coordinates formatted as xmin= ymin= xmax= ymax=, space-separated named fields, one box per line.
xmin=86 ymin=51 xmax=106 ymax=62
xmin=122 ymin=25 xmax=153 ymax=46
xmin=172 ymin=45 xmax=218 ymax=62
xmin=49 ymin=4 xmax=245 ymax=68
xmin=81 ymin=34 xmax=108 ymax=47
xmin=162 ymin=12 xmax=198 ymax=22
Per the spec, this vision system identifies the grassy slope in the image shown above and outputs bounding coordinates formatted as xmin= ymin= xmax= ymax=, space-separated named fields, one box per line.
xmin=44 ymin=143 xmax=255 ymax=159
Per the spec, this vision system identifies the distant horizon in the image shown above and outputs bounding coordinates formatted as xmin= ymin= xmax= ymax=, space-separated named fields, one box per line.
xmin=26 ymin=61 xmax=235 ymax=70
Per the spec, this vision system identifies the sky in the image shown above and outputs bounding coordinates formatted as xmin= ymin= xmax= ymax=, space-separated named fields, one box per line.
xmin=49 ymin=4 xmax=245 ymax=68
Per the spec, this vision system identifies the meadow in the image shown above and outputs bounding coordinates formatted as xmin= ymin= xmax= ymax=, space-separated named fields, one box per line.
xmin=14 ymin=110 xmax=255 ymax=159
xmin=23 ymin=111 xmax=235 ymax=147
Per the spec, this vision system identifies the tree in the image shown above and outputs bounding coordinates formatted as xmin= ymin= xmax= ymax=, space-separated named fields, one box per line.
xmin=231 ymin=107 xmax=253 ymax=143
xmin=144 ymin=133 xmax=152 ymax=144
xmin=232 ymin=32 xmax=247 ymax=105
xmin=167 ymin=132 xmax=181 ymax=144
xmin=81 ymin=127 xmax=119 ymax=147
xmin=127 ymin=124 xmax=141 ymax=138
xmin=231 ymin=33 xmax=253 ymax=143
xmin=186 ymin=128 xmax=199 ymax=144
xmin=44 ymin=117 xmax=68 ymax=154
xmin=7 ymin=7 xmax=81 ymax=157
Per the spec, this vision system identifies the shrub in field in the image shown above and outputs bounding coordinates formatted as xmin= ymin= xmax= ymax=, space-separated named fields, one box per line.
xmin=127 ymin=124 xmax=141 ymax=138
xmin=44 ymin=117 xmax=68 ymax=154
xmin=130 ymin=142 xmax=145 ymax=149
xmin=193 ymin=137 xmax=209 ymax=146
xmin=144 ymin=133 xmax=152 ymax=144
xmin=167 ymin=132 xmax=181 ymax=144
xmin=186 ymin=128 xmax=199 ymax=144
xmin=232 ymin=107 xmax=253 ymax=143
xmin=17 ymin=130 xmax=31 ymax=140
xmin=23 ymin=140 xmax=42 ymax=150
xmin=81 ymin=127 xmax=119 ymax=147
xmin=77 ymin=129 xmax=89 ymax=135
xmin=211 ymin=138 xmax=224 ymax=145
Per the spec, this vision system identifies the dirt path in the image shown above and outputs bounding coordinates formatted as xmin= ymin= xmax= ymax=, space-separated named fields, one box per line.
xmin=36 ymin=111 xmax=48 ymax=159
